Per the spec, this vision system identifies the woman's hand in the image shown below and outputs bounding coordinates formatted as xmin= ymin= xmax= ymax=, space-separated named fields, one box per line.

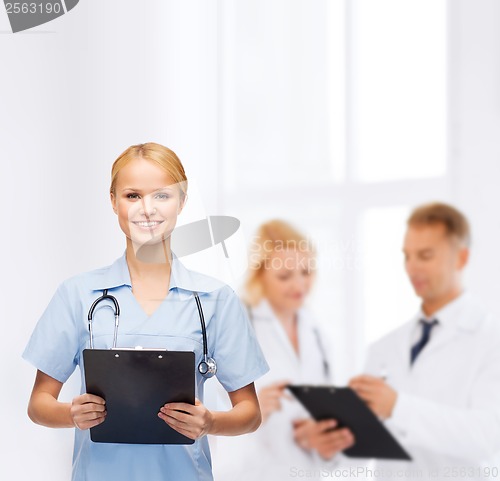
xmin=28 ymin=370 xmax=105 ymax=429
xmin=159 ymin=384 xmax=262 ymax=438
xmin=293 ymin=418 xmax=355 ymax=460
xmin=158 ymin=398 xmax=214 ymax=440
xmin=258 ymin=380 xmax=291 ymax=423
xmin=70 ymin=393 xmax=107 ymax=430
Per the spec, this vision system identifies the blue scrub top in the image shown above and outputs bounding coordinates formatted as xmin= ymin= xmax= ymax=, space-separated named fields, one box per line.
xmin=23 ymin=253 xmax=269 ymax=481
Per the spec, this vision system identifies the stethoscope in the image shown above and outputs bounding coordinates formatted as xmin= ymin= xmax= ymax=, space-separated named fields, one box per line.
xmin=87 ymin=289 xmax=217 ymax=378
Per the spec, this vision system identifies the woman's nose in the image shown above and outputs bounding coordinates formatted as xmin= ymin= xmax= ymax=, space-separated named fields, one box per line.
xmin=140 ymin=196 xmax=157 ymax=216
xmin=292 ymin=273 xmax=307 ymax=291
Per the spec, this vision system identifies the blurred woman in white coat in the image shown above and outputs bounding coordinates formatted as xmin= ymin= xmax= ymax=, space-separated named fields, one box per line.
xmin=213 ymin=220 xmax=354 ymax=481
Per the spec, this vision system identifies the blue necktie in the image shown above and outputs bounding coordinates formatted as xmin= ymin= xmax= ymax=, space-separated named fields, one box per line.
xmin=410 ymin=319 xmax=438 ymax=365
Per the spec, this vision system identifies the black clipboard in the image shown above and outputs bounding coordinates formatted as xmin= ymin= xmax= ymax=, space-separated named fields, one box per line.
xmin=83 ymin=349 xmax=195 ymax=445
xmin=288 ymin=385 xmax=411 ymax=460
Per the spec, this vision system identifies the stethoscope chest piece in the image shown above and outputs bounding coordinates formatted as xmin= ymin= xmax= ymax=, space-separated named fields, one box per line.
xmin=198 ymin=356 xmax=217 ymax=378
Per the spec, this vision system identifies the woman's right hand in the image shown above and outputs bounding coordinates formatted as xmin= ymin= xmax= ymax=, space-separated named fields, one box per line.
xmin=70 ymin=394 xmax=107 ymax=430
xmin=258 ymin=380 xmax=291 ymax=423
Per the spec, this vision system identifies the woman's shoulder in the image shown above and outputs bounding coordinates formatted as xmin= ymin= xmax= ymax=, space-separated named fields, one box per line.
xmin=55 ymin=256 xmax=126 ymax=295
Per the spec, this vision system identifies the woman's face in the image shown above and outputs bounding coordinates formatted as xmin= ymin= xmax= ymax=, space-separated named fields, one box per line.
xmin=110 ymin=157 xmax=185 ymax=247
xmin=259 ymin=249 xmax=315 ymax=313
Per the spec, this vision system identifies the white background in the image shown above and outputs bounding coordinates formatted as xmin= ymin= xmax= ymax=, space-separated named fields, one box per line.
xmin=1 ymin=1 xmax=500 ymax=479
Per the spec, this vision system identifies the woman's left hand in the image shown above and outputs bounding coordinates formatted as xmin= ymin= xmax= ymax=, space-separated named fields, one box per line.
xmin=293 ymin=418 xmax=355 ymax=460
xmin=158 ymin=398 xmax=214 ymax=439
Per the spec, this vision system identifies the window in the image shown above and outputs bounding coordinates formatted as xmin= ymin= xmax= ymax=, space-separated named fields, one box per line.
xmin=219 ymin=0 xmax=449 ymax=377
xmin=351 ymin=0 xmax=447 ymax=183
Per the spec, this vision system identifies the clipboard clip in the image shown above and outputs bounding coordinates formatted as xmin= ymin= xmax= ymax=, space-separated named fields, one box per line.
xmin=110 ymin=346 xmax=168 ymax=351
xmin=110 ymin=346 xmax=169 ymax=358
xmin=296 ymin=385 xmax=336 ymax=395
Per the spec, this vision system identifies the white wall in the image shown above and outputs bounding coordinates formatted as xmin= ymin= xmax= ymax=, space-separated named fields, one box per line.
xmin=449 ymin=0 xmax=500 ymax=316
xmin=1 ymin=0 xmax=500 ymax=479
xmin=0 ymin=1 xmax=219 ymax=479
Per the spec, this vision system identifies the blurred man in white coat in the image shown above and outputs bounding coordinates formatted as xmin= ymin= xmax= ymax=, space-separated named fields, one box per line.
xmin=350 ymin=202 xmax=500 ymax=480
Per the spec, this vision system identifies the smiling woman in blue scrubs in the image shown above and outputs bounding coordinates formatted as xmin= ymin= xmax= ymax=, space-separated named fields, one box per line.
xmin=22 ymin=142 xmax=269 ymax=481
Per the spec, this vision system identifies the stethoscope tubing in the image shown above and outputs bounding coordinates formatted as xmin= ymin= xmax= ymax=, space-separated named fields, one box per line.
xmin=87 ymin=289 xmax=216 ymax=377
xmin=88 ymin=289 xmax=120 ymax=349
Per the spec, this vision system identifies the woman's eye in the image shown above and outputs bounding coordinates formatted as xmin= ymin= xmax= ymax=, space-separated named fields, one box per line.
xmin=277 ymin=274 xmax=291 ymax=281
xmin=155 ymin=193 xmax=170 ymax=200
xmin=126 ymin=193 xmax=140 ymax=199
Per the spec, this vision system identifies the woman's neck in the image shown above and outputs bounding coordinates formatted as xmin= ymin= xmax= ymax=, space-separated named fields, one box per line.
xmin=269 ymin=303 xmax=297 ymax=328
xmin=126 ymin=238 xmax=172 ymax=278
xmin=273 ymin=307 xmax=297 ymax=327
xmin=269 ymin=302 xmax=300 ymax=355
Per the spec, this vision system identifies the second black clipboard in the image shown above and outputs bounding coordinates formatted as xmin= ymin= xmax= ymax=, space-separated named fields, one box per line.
xmin=83 ymin=349 xmax=195 ymax=445
xmin=288 ymin=385 xmax=411 ymax=460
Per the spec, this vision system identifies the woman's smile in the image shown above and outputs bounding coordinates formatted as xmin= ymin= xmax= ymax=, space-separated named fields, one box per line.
xmin=132 ymin=220 xmax=165 ymax=231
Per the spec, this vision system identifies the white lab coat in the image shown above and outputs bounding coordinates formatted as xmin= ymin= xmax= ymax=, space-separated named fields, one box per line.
xmin=212 ymin=299 xmax=331 ymax=481
xmin=362 ymin=292 xmax=500 ymax=480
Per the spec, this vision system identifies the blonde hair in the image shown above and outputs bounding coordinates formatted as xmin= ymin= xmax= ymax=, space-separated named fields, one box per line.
xmin=407 ymin=202 xmax=471 ymax=247
xmin=110 ymin=142 xmax=188 ymax=198
xmin=244 ymin=219 xmax=316 ymax=307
